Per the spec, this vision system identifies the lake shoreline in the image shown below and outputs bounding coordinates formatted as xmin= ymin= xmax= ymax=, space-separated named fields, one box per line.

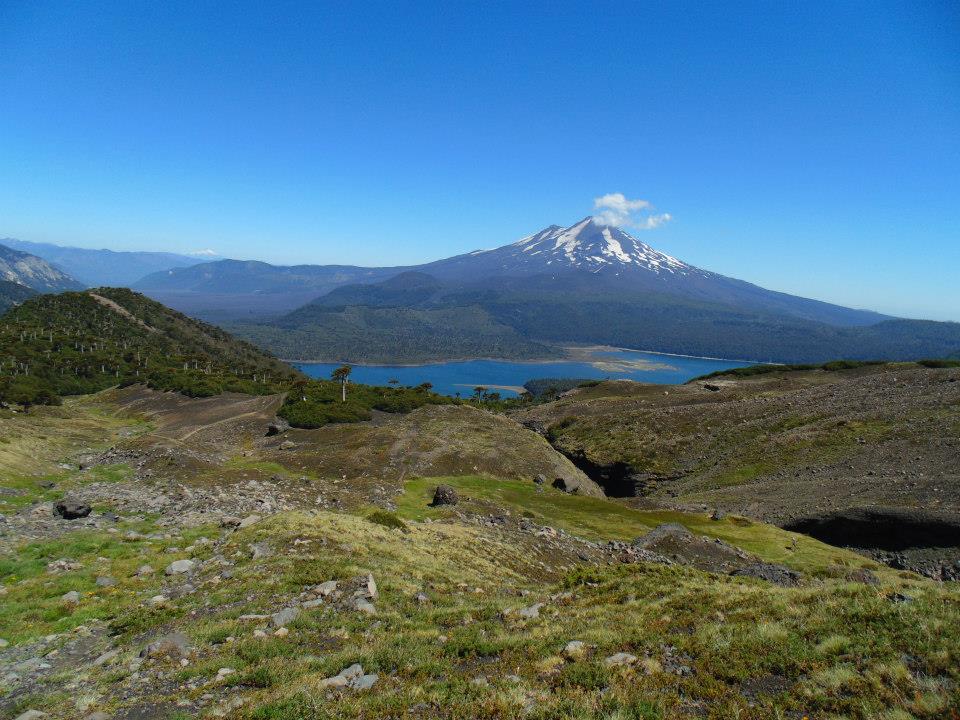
xmin=287 ymin=344 xmax=760 ymax=368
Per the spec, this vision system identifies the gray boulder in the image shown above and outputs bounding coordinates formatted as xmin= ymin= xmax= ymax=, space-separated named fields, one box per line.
xmin=431 ymin=485 xmax=459 ymax=506
xmin=53 ymin=499 xmax=91 ymax=520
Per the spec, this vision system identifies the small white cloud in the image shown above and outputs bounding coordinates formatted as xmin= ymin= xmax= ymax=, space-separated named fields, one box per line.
xmin=187 ymin=249 xmax=218 ymax=256
xmin=593 ymin=193 xmax=671 ymax=230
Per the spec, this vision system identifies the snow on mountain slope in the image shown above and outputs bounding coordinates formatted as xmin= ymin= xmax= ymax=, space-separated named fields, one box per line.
xmin=419 ymin=216 xmax=711 ymax=280
xmin=506 ymin=216 xmax=704 ymax=275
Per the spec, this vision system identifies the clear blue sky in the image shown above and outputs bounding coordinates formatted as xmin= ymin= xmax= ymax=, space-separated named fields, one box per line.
xmin=1 ymin=1 xmax=957 ymax=320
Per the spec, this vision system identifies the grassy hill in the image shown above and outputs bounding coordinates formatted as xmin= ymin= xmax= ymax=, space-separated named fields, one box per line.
xmin=0 ymin=287 xmax=299 ymax=406
xmin=0 ymin=389 xmax=957 ymax=719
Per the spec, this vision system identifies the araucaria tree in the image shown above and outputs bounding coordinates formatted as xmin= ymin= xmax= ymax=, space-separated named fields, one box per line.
xmin=332 ymin=364 xmax=352 ymax=402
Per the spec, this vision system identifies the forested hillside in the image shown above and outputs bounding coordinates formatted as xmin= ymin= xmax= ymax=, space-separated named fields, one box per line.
xmin=0 ymin=280 xmax=36 ymax=313
xmin=0 ymin=288 xmax=299 ymax=406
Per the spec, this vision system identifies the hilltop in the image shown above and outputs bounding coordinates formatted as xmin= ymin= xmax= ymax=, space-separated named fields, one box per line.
xmin=0 ymin=288 xmax=298 ymax=406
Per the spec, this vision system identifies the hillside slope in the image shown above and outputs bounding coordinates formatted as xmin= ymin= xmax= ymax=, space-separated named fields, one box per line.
xmin=235 ymin=270 xmax=960 ymax=364
xmin=0 ymin=280 xmax=36 ymax=313
xmin=513 ymin=362 xmax=960 ymax=577
xmin=0 ymin=288 xmax=298 ymax=404
xmin=0 ymin=243 xmax=83 ymax=293
xmin=0 ymin=385 xmax=957 ymax=719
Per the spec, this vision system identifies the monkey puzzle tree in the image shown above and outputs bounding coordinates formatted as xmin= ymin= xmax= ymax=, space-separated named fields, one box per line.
xmin=332 ymin=364 xmax=352 ymax=402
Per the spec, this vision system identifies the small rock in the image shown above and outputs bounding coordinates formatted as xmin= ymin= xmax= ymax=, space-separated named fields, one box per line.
xmin=219 ymin=516 xmax=242 ymax=529
xmin=165 ymin=559 xmax=195 ymax=576
xmin=238 ymin=514 xmax=261 ymax=528
xmin=563 ymin=640 xmax=585 ymax=659
xmin=352 ymin=598 xmax=377 ymax=615
xmin=319 ymin=663 xmax=377 ymax=690
xmin=136 ymin=564 xmax=155 ymax=577
xmin=249 ymin=541 xmax=272 ymax=560
xmin=533 ymin=473 xmax=546 ymax=485
xmin=61 ymin=591 xmax=81 ymax=604
xmin=95 ymin=576 xmax=116 ymax=588
xmin=15 ymin=711 xmax=48 ymax=720
xmin=470 ymin=676 xmax=489 ymax=687
xmin=414 ymin=592 xmax=429 ymax=605
xmin=314 ymin=580 xmax=338 ymax=596
xmin=605 ymin=652 xmax=638 ymax=667
xmin=216 ymin=667 xmax=235 ymax=680
xmin=431 ymin=484 xmax=459 ymax=506
xmin=518 ymin=603 xmax=543 ymax=619
xmin=142 ymin=632 xmax=192 ymax=659
xmin=279 ymin=440 xmax=296 ymax=450
xmin=272 ymin=607 xmax=300 ymax=627
xmin=266 ymin=418 xmax=290 ymax=436
xmin=364 ymin=573 xmax=378 ymax=600
xmin=0 ymin=638 xmax=9 ymax=648
xmin=274 ymin=627 xmax=289 ymax=637
xmin=53 ymin=499 xmax=91 ymax=520
xmin=85 ymin=713 xmax=110 ymax=720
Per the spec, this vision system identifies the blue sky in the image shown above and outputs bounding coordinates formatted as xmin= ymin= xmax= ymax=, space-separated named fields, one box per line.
xmin=1 ymin=1 xmax=957 ymax=320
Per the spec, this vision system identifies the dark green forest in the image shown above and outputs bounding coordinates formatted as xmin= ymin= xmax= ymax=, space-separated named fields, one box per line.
xmin=0 ymin=288 xmax=300 ymax=407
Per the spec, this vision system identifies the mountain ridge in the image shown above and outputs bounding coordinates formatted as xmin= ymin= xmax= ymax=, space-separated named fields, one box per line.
xmin=0 ymin=243 xmax=84 ymax=293
xmin=0 ymin=238 xmax=222 ymax=287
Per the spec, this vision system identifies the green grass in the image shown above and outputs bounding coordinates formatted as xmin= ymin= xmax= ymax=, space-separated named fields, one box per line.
xmin=1 ymin=508 xmax=956 ymax=719
xmin=395 ymin=475 xmax=881 ymax=575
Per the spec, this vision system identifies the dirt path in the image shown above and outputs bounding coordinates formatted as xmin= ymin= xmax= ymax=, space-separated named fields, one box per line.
xmin=88 ymin=293 xmax=159 ymax=333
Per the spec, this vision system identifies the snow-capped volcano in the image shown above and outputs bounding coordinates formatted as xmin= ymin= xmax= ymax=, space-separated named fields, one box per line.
xmin=417 ymin=216 xmax=708 ymax=280
xmin=508 ymin=216 xmax=701 ymax=276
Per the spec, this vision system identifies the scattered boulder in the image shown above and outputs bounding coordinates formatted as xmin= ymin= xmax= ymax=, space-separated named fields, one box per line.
xmin=731 ymin=562 xmax=801 ymax=587
xmin=142 ymin=632 xmax=192 ymax=659
xmin=605 ymin=652 xmax=638 ymax=667
xmin=352 ymin=598 xmax=377 ymax=616
xmin=15 ymin=711 xmax=48 ymax=720
xmin=279 ymin=440 xmax=296 ymax=450
xmin=53 ymin=499 xmax=91 ymax=520
xmin=431 ymin=484 xmax=459 ymax=506
xmin=249 ymin=541 xmax=272 ymax=560
xmin=265 ymin=418 xmax=290 ymax=436
xmin=363 ymin=573 xmax=378 ymax=600
xmin=518 ymin=602 xmax=543 ymax=619
xmin=165 ymin=559 xmax=195 ymax=576
xmin=271 ymin=607 xmax=300 ymax=627
xmin=702 ymin=383 xmax=722 ymax=392
xmin=238 ymin=514 xmax=261 ymax=528
xmin=136 ymin=564 xmax=155 ymax=577
xmin=61 ymin=591 xmax=80 ymax=604
xmin=319 ymin=663 xmax=378 ymax=690
xmin=314 ymin=580 xmax=338 ymax=597
xmin=95 ymin=576 xmax=116 ymax=588
xmin=534 ymin=473 xmax=546 ymax=485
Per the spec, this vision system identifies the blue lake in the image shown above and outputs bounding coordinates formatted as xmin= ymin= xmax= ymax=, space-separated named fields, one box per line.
xmin=295 ymin=348 xmax=752 ymax=397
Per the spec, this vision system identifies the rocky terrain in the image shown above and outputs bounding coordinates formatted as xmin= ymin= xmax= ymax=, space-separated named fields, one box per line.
xmin=0 ymin=381 xmax=958 ymax=719
xmin=514 ymin=363 xmax=960 ymax=579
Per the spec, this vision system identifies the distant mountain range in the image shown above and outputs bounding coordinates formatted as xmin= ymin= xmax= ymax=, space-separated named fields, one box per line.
xmin=210 ymin=217 xmax=959 ymax=364
xmin=0 ymin=243 xmax=83 ymax=293
xmin=9 ymin=220 xmax=960 ymax=364
xmin=0 ymin=238 xmax=220 ymax=287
